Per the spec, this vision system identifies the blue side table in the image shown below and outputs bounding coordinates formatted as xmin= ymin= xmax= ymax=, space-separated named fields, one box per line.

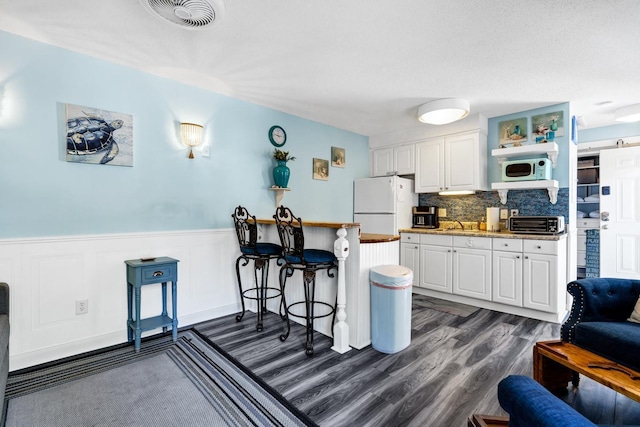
xmin=125 ymin=257 xmax=179 ymax=352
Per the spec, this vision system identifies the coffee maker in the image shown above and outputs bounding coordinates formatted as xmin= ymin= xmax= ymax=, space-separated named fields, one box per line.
xmin=412 ymin=206 xmax=439 ymax=229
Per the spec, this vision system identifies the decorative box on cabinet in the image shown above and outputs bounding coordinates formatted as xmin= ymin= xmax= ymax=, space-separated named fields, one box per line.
xmin=414 ymin=131 xmax=488 ymax=193
xmin=371 ymin=144 xmax=415 ymax=177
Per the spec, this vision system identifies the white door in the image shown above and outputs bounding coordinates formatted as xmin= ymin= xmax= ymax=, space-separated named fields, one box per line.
xmin=453 ymin=247 xmax=492 ymax=301
xmin=372 ymin=148 xmax=393 ymax=177
xmin=445 ymin=133 xmax=478 ymax=191
xmin=523 ymin=253 xmax=557 ymax=313
xmin=353 ymin=214 xmax=397 ymax=235
xmin=600 ymin=146 xmax=640 ymax=278
xmin=400 ymin=243 xmax=420 ymax=287
xmin=394 ymin=145 xmax=415 ymax=175
xmin=492 ymin=251 xmax=523 ymax=306
xmin=420 ymin=244 xmax=452 ymax=292
xmin=415 ymin=138 xmax=444 ymax=193
xmin=354 ymin=177 xmax=396 ymax=213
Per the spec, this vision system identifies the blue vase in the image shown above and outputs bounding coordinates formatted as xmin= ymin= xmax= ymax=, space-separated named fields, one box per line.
xmin=273 ymin=160 xmax=290 ymax=188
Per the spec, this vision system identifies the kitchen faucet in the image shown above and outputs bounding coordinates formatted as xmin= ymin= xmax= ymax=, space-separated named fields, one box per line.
xmin=449 ymin=220 xmax=464 ymax=230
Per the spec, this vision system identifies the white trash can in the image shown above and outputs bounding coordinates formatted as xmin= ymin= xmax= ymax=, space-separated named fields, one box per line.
xmin=370 ymin=265 xmax=413 ymax=354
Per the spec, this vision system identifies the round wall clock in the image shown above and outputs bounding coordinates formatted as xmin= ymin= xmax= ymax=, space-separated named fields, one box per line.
xmin=269 ymin=125 xmax=287 ymax=147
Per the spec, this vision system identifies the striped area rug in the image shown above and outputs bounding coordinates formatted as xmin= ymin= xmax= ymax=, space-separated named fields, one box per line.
xmin=5 ymin=329 xmax=316 ymax=426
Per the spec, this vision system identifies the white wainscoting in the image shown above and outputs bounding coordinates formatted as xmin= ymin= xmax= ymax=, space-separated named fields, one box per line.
xmin=0 ymin=229 xmax=242 ymax=371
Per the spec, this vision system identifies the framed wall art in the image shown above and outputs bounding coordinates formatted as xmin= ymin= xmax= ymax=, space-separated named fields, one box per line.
xmin=532 ymin=111 xmax=564 ymax=143
xmin=498 ymin=117 xmax=527 ymax=148
xmin=331 ymin=146 xmax=345 ymax=168
xmin=313 ymin=158 xmax=329 ymax=180
xmin=65 ymin=103 xmax=133 ymax=166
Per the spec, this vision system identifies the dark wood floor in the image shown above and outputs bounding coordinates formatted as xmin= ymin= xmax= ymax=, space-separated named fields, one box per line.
xmin=193 ymin=294 xmax=640 ymax=427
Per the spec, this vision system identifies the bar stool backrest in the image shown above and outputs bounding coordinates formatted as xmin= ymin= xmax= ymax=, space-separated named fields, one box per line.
xmin=232 ymin=205 xmax=258 ymax=252
xmin=274 ymin=206 xmax=306 ymax=263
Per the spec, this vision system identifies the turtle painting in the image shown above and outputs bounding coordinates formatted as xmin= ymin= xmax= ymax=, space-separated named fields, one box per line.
xmin=65 ymin=104 xmax=133 ymax=166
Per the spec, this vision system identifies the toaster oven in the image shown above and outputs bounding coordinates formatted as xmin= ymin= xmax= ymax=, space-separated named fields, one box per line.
xmin=508 ymin=216 xmax=565 ymax=235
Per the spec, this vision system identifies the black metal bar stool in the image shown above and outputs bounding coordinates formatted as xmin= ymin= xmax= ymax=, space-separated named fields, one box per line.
xmin=274 ymin=205 xmax=337 ymax=355
xmin=232 ymin=206 xmax=284 ymax=332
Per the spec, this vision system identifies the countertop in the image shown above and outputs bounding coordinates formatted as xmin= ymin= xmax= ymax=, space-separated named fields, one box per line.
xmin=256 ymin=219 xmax=359 ymax=229
xmin=360 ymin=233 xmax=400 ymax=244
xmin=398 ymin=228 xmax=567 ymax=241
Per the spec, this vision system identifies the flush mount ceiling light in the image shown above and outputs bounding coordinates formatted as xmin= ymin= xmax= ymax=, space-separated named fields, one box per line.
xmin=417 ymin=98 xmax=470 ymax=125
xmin=140 ymin=0 xmax=225 ymax=30
xmin=614 ymin=104 xmax=640 ymax=123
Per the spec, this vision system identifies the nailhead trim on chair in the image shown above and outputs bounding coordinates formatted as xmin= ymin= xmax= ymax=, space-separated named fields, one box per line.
xmin=561 ymin=281 xmax=585 ymax=342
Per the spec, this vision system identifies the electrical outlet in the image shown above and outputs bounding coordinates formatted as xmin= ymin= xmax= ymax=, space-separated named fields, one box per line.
xmin=500 ymin=209 xmax=508 ymax=220
xmin=201 ymin=145 xmax=210 ymax=158
xmin=438 ymin=208 xmax=446 ymax=217
xmin=510 ymin=209 xmax=519 ymax=217
xmin=76 ymin=299 xmax=88 ymax=315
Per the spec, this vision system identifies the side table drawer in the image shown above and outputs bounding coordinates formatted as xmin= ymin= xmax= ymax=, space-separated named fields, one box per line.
xmin=140 ymin=264 xmax=177 ymax=284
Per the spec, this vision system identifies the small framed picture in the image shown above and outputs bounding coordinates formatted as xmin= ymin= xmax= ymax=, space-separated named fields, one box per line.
xmin=313 ymin=158 xmax=329 ymax=180
xmin=331 ymin=146 xmax=346 ymax=168
xmin=498 ymin=117 xmax=527 ymax=148
xmin=532 ymin=111 xmax=564 ymax=143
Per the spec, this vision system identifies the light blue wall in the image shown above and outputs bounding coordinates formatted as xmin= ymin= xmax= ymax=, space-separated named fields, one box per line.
xmin=487 ymin=103 xmax=571 ymax=187
xmin=578 ymin=122 xmax=640 ymax=143
xmin=0 ymin=31 xmax=369 ymax=238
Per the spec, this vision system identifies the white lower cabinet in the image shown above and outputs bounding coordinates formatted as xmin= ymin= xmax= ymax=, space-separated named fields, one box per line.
xmin=400 ymin=232 xmax=568 ymax=321
xmin=452 ymin=236 xmax=492 ymax=301
xmin=523 ymin=239 xmax=565 ymax=313
xmin=415 ymin=234 xmax=453 ymax=292
xmin=492 ymin=238 xmax=523 ymax=306
xmin=400 ymin=234 xmax=420 ymax=288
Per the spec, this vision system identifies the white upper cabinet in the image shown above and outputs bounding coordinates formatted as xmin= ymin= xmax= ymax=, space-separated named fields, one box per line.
xmin=371 ymin=144 xmax=415 ymax=177
xmin=415 ymin=131 xmax=488 ymax=193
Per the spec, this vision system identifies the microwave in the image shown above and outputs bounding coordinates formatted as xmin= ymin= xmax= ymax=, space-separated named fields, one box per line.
xmin=501 ymin=158 xmax=552 ymax=182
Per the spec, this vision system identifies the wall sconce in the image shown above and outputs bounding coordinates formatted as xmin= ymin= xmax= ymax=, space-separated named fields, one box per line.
xmin=180 ymin=122 xmax=204 ymax=159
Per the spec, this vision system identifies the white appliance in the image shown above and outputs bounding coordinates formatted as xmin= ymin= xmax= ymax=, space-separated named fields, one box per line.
xmin=354 ymin=176 xmax=417 ymax=235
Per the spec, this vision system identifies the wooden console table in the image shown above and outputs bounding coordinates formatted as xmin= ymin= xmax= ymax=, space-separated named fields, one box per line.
xmin=533 ymin=340 xmax=640 ymax=403
xmin=125 ymin=257 xmax=179 ymax=352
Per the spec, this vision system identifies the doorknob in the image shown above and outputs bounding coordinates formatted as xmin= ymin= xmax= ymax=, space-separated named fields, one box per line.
xmin=602 ymin=224 xmax=609 ymax=230
xmin=601 ymin=211 xmax=610 ymax=221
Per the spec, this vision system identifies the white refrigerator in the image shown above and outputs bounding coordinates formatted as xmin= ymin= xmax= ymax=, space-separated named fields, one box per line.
xmin=354 ymin=176 xmax=417 ymax=235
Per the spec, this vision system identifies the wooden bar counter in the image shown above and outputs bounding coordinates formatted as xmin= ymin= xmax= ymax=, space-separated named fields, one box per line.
xmin=255 ymin=219 xmax=400 ymax=349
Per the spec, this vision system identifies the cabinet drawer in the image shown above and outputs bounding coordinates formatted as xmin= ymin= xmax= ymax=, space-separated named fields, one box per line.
xmin=492 ymin=238 xmax=523 ymax=253
xmin=420 ymin=234 xmax=453 ymax=246
xmin=453 ymin=236 xmax=492 ymax=250
xmin=401 ymin=233 xmax=420 ymax=243
xmin=140 ymin=264 xmax=177 ymax=284
xmin=523 ymin=239 xmax=557 ymax=255
xmin=576 ymin=218 xmax=599 ymax=229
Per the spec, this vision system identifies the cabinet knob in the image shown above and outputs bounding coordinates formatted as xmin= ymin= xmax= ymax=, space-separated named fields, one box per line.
xmin=524 ymin=256 xmax=529 ymax=259
xmin=516 ymin=255 xmax=520 ymax=259
xmin=537 ymin=245 xmax=542 ymax=249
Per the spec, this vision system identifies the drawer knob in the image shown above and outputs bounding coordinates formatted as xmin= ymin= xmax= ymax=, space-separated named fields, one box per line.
xmin=537 ymin=245 xmax=542 ymax=249
xmin=153 ymin=271 xmax=164 ymax=277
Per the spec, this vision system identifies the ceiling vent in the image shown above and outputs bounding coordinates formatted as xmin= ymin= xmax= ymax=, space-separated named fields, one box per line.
xmin=140 ymin=0 xmax=225 ymax=30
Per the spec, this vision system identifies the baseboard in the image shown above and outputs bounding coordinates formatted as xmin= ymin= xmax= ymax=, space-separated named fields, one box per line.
xmin=10 ymin=303 xmax=241 ymax=371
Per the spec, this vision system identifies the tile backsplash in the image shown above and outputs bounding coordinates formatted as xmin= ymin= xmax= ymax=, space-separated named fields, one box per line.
xmin=419 ymin=188 xmax=570 ymax=224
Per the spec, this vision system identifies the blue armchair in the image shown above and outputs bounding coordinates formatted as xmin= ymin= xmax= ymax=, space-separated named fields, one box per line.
xmin=561 ymin=278 xmax=640 ymax=373
xmin=498 ymin=375 xmax=640 ymax=427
